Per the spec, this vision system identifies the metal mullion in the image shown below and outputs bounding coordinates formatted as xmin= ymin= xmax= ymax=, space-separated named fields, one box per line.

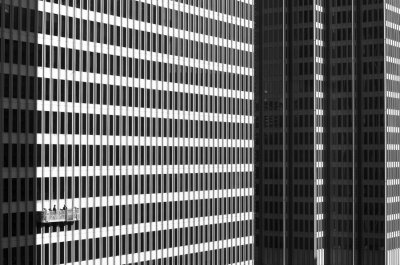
xmin=176 ymin=4 xmax=182 ymax=264
xmin=223 ymin=2 xmax=229 ymax=263
xmin=183 ymin=5 xmax=188 ymax=263
xmin=83 ymin=0 xmax=90 ymax=261
xmin=107 ymin=0 xmax=113 ymax=262
xmin=192 ymin=7 xmax=200 ymax=263
xmin=0 ymin=0 xmax=5 ymax=261
xmin=217 ymin=1 xmax=222 ymax=260
xmin=200 ymin=2 xmax=206 ymax=263
xmin=159 ymin=1 xmax=166 ymax=262
xmin=164 ymin=1 xmax=169 ymax=256
xmin=94 ymin=0 xmax=101 ymax=262
xmin=383 ymin=1 xmax=388 ymax=264
xmin=207 ymin=2 xmax=212 ymax=262
xmin=194 ymin=6 xmax=200 ymax=264
xmin=87 ymin=0 xmax=94 ymax=261
xmin=191 ymin=7 xmax=198 ymax=263
xmin=188 ymin=3 xmax=194 ymax=264
xmin=115 ymin=0 xmax=121 ymax=262
xmin=183 ymin=10 xmax=188 ymax=262
xmin=131 ymin=0 xmax=136 ymax=261
xmin=250 ymin=1 xmax=255 ymax=263
xmin=210 ymin=0 xmax=216 ymax=263
xmin=54 ymin=2 xmax=62 ymax=264
xmin=171 ymin=1 xmax=177 ymax=261
xmin=218 ymin=0 xmax=224 ymax=253
xmin=138 ymin=0 xmax=143 ymax=259
xmin=146 ymin=0 xmax=150 ymax=259
xmin=47 ymin=2 xmax=55 ymax=251
xmin=234 ymin=0 xmax=239 ymax=261
xmin=153 ymin=2 xmax=159 ymax=263
xmin=242 ymin=1 xmax=248 ymax=262
xmin=142 ymin=0 xmax=148 ymax=260
xmin=244 ymin=1 xmax=247 ymax=263
xmin=122 ymin=0 xmax=129 ymax=262
xmin=231 ymin=2 xmax=236 ymax=263
xmin=247 ymin=1 xmax=252 ymax=261
xmin=245 ymin=1 xmax=248 ymax=262
xmin=149 ymin=2 xmax=155 ymax=263
xmin=241 ymin=3 xmax=246 ymax=257
xmin=140 ymin=0 xmax=144 ymax=258
xmin=235 ymin=1 xmax=242 ymax=260
xmin=207 ymin=1 xmax=213 ymax=263
xmin=238 ymin=1 xmax=243 ymax=256
xmin=313 ymin=0 xmax=317 ymax=263
xmin=232 ymin=1 xmax=237 ymax=263
xmin=108 ymin=0 xmax=115 ymax=262
xmin=351 ymin=1 xmax=356 ymax=264
xmin=70 ymin=0 xmax=78 ymax=261
xmin=222 ymin=2 xmax=228 ymax=263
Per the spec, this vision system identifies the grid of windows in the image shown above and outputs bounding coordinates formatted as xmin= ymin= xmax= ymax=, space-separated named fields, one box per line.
xmin=255 ymin=0 xmax=400 ymax=265
xmin=329 ymin=1 xmax=356 ymax=264
xmin=385 ymin=0 xmax=400 ymax=264
xmin=0 ymin=0 xmax=254 ymax=264
xmin=253 ymin=0 xmax=285 ymax=264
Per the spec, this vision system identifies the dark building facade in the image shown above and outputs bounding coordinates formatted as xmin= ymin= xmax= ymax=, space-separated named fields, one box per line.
xmin=255 ymin=0 xmax=400 ymax=265
xmin=0 ymin=0 xmax=255 ymax=264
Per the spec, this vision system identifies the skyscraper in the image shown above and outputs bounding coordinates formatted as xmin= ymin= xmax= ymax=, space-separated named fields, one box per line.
xmin=255 ymin=1 xmax=400 ymax=265
xmin=0 ymin=0 xmax=254 ymax=264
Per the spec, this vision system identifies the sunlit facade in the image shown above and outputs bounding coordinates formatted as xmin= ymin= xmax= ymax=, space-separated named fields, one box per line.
xmin=0 ymin=0 xmax=255 ymax=264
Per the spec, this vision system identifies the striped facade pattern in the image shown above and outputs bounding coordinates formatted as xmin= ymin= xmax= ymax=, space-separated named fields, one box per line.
xmin=385 ymin=1 xmax=400 ymax=264
xmin=255 ymin=0 xmax=400 ymax=265
xmin=0 ymin=0 xmax=255 ymax=264
xmin=313 ymin=0 xmax=326 ymax=263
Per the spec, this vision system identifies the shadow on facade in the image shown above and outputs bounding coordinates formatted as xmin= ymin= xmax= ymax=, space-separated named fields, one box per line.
xmin=0 ymin=1 xmax=41 ymax=264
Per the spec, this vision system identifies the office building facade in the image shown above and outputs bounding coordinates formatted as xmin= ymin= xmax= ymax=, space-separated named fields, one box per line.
xmin=255 ymin=0 xmax=400 ymax=265
xmin=0 ymin=0 xmax=254 ymax=264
